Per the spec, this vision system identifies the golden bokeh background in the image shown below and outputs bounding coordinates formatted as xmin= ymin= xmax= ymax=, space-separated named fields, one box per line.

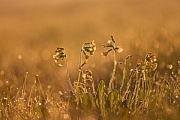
xmin=0 ymin=0 xmax=180 ymax=91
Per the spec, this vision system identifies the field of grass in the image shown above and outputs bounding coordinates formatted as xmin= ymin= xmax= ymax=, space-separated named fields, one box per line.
xmin=0 ymin=0 xmax=180 ymax=119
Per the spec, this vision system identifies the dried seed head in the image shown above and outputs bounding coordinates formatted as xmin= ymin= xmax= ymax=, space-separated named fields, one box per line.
xmin=82 ymin=40 xmax=96 ymax=56
xmin=152 ymin=63 xmax=158 ymax=71
xmin=101 ymin=51 xmax=108 ymax=56
xmin=82 ymin=73 xmax=86 ymax=79
xmin=101 ymin=49 xmax=112 ymax=57
xmin=53 ymin=47 xmax=66 ymax=66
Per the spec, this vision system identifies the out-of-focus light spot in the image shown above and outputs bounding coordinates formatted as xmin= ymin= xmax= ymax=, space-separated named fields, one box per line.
xmin=42 ymin=50 xmax=51 ymax=60
xmin=160 ymin=61 xmax=166 ymax=69
xmin=169 ymin=47 xmax=174 ymax=52
xmin=47 ymin=85 xmax=51 ymax=89
xmin=63 ymin=114 xmax=70 ymax=119
xmin=154 ymin=44 xmax=159 ymax=49
xmin=166 ymin=51 xmax=171 ymax=57
xmin=166 ymin=64 xmax=173 ymax=69
xmin=91 ymin=64 xmax=95 ymax=68
xmin=18 ymin=55 xmax=22 ymax=59
xmin=59 ymin=91 xmax=63 ymax=95
xmin=0 ymin=70 xmax=4 ymax=75
xmin=5 ymin=80 xmax=9 ymax=84
xmin=166 ymin=47 xmax=174 ymax=57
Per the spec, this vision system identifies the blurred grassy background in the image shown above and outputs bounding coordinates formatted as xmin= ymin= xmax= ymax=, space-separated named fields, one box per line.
xmin=0 ymin=0 xmax=180 ymax=92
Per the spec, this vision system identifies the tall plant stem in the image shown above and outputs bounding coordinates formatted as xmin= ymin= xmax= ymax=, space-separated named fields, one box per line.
xmin=65 ymin=58 xmax=73 ymax=94
xmin=108 ymin=46 xmax=117 ymax=93
xmin=120 ymin=61 xmax=127 ymax=94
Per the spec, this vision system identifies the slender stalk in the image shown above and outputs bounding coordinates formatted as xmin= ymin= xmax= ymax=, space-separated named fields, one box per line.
xmin=77 ymin=49 xmax=83 ymax=83
xmin=130 ymin=69 xmax=139 ymax=110
xmin=120 ymin=60 xmax=127 ymax=94
xmin=22 ymin=72 xmax=28 ymax=99
xmin=108 ymin=50 xmax=117 ymax=93
xmin=92 ymin=80 xmax=96 ymax=95
xmin=65 ymin=58 xmax=74 ymax=94
xmin=122 ymin=74 xmax=133 ymax=102
xmin=134 ymin=79 xmax=140 ymax=113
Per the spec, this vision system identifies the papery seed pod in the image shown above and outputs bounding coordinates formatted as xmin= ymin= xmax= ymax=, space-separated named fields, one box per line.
xmin=101 ymin=49 xmax=112 ymax=57
xmin=85 ymin=70 xmax=92 ymax=78
xmin=57 ymin=47 xmax=64 ymax=51
xmin=82 ymin=73 xmax=86 ymax=79
xmin=152 ymin=55 xmax=157 ymax=62
xmin=126 ymin=55 xmax=133 ymax=60
xmin=107 ymin=40 xmax=112 ymax=45
xmin=116 ymin=46 xmax=123 ymax=53
xmin=90 ymin=51 xmax=95 ymax=56
xmin=85 ymin=55 xmax=89 ymax=59
xmin=136 ymin=63 xmax=141 ymax=68
xmin=111 ymin=35 xmax=116 ymax=43
xmin=102 ymin=44 xmax=106 ymax=48
xmin=101 ymin=51 xmax=108 ymax=56
xmin=152 ymin=63 xmax=158 ymax=71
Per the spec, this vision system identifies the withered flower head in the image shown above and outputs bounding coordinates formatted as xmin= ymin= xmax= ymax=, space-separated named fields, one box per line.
xmin=115 ymin=46 xmax=123 ymax=53
xmin=53 ymin=47 xmax=66 ymax=66
xmin=83 ymin=40 xmax=96 ymax=56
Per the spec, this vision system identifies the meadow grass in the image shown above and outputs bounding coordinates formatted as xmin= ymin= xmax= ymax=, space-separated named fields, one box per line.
xmin=0 ymin=36 xmax=179 ymax=120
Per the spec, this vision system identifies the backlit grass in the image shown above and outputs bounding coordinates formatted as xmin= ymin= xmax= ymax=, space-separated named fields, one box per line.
xmin=0 ymin=36 xmax=179 ymax=120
